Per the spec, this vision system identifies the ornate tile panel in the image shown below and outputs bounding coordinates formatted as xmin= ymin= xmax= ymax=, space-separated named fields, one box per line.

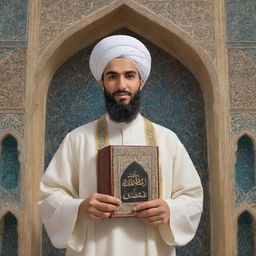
xmin=39 ymin=0 xmax=216 ymax=62
xmin=39 ymin=0 xmax=116 ymax=51
xmin=0 ymin=0 xmax=28 ymax=40
xmin=231 ymin=113 xmax=256 ymax=135
xmin=228 ymin=49 xmax=256 ymax=109
xmin=135 ymin=0 xmax=216 ymax=60
xmin=0 ymin=48 xmax=26 ymax=110
xmin=0 ymin=186 xmax=21 ymax=211
xmin=0 ymin=114 xmax=24 ymax=136
xmin=225 ymin=0 xmax=256 ymax=42
xmin=45 ymin=31 xmax=210 ymax=256
xmin=236 ymin=188 xmax=256 ymax=208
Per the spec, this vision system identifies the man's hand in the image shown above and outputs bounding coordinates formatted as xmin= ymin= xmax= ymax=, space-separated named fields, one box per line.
xmin=133 ymin=199 xmax=170 ymax=226
xmin=78 ymin=193 xmax=121 ymax=220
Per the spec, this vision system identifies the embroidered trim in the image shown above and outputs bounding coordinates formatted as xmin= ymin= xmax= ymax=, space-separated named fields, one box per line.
xmin=96 ymin=115 xmax=109 ymax=150
xmin=142 ymin=117 xmax=157 ymax=146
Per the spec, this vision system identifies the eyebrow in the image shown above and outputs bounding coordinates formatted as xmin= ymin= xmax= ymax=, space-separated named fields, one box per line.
xmin=105 ymin=70 xmax=137 ymax=76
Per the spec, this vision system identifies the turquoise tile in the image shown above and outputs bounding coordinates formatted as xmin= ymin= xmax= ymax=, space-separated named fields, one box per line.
xmin=0 ymin=0 xmax=28 ymax=40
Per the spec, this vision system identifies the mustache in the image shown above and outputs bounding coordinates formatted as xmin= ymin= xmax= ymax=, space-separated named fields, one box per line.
xmin=112 ymin=90 xmax=132 ymax=97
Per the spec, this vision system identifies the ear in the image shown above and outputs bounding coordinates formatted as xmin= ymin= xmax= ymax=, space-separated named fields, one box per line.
xmin=140 ymin=79 xmax=144 ymax=90
xmin=99 ymin=80 xmax=104 ymax=89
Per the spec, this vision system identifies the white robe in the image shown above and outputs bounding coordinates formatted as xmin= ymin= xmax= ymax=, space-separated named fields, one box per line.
xmin=39 ymin=114 xmax=203 ymax=256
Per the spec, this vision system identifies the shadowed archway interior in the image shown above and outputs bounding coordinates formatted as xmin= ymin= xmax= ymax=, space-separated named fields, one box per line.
xmin=44 ymin=29 xmax=210 ymax=256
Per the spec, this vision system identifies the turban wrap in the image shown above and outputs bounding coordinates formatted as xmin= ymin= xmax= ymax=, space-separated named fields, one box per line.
xmin=89 ymin=35 xmax=151 ymax=86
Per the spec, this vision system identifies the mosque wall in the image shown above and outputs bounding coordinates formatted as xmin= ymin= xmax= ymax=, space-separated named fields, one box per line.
xmin=0 ymin=0 xmax=255 ymax=255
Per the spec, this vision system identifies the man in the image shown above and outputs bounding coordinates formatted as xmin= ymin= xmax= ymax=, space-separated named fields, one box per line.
xmin=39 ymin=35 xmax=203 ymax=256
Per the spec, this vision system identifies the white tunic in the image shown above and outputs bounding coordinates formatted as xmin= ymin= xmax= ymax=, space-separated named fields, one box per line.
xmin=39 ymin=114 xmax=203 ymax=256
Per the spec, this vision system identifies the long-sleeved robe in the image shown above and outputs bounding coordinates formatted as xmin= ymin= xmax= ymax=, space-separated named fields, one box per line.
xmin=39 ymin=113 xmax=203 ymax=256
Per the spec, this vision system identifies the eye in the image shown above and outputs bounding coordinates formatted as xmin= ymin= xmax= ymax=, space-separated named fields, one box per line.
xmin=125 ymin=72 xmax=136 ymax=79
xmin=107 ymin=74 xmax=118 ymax=80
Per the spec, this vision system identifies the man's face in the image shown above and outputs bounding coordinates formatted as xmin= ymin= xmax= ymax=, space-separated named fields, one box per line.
xmin=100 ymin=58 xmax=143 ymax=105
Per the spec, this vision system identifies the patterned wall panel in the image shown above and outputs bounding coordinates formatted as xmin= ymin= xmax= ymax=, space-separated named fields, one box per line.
xmin=39 ymin=0 xmax=216 ymax=62
xmin=45 ymin=31 xmax=210 ymax=256
xmin=0 ymin=48 xmax=26 ymax=110
xmin=225 ymin=0 xmax=256 ymax=42
xmin=228 ymin=49 xmax=256 ymax=109
xmin=231 ymin=113 xmax=256 ymax=208
xmin=135 ymin=0 xmax=216 ymax=60
xmin=39 ymin=0 xmax=116 ymax=51
xmin=231 ymin=113 xmax=256 ymax=136
xmin=0 ymin=0 xmax=28 ymax=40
xmin=0 ymin=114 xmax=24 ymax=136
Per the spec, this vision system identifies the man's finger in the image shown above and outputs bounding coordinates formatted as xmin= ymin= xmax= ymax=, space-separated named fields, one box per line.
xmin=133 ymin=200 xmax=160 ymax=212
xmin=95 ymin=193 xmax=121 ymax=205
xmin=135 ymin=207 xmax=161 ymax=218
xmin=94 ymin=201 xmax=119 ymax=212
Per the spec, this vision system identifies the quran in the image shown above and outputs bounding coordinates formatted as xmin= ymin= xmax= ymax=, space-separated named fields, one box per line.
xmin=97 ymin=145 xmax=159 ymax=217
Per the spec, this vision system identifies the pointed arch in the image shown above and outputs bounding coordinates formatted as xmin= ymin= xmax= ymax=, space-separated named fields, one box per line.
xmin=26 ymin=1 xmax=227 ymax=255
xmin=237 ymin=211 xmax=256 ymax=256
xmin=233 ymin=132 xmax=256 ymax=193
xmin=0 ymin=134 xmax=21 ymax=191
xmin=0 ymin=211 xmax=18 ymax=256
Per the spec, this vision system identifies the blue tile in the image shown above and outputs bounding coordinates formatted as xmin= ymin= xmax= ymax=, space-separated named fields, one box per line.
xmin=0 ymin=0 xmax=28 ymax=40
xmin=225 ymin=0 xmax=256 ymax=42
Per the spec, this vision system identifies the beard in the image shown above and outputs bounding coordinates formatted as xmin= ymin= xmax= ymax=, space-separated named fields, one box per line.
xmin=104 ymin=89 xmax=140 ymax=123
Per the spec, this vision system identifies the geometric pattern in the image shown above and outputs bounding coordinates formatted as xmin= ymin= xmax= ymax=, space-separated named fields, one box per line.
xmin=0 ymin=114 xmax=24 ymax=136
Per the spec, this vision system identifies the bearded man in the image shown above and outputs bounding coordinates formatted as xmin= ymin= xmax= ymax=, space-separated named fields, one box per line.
xmin=39 ymin=35 xmax=203 ymax=256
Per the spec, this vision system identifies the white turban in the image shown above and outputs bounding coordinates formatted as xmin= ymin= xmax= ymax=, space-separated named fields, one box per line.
xmin=89 ymin=35 xmax=151 ymax=84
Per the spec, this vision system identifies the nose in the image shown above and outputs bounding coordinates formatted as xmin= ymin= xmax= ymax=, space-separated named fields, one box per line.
xmin=117 ymin=75 xmax=127 ymax=90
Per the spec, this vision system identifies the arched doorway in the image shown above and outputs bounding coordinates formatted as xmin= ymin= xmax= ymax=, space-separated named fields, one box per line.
xmin=27 ymin=2 xmax=224 ymax=255
xmin=44 ymin=29 xmax=210 ymax=256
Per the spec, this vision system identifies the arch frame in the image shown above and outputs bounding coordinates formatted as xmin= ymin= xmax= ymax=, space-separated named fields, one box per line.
xmin=25 ymin=1 xmax=231 ymax=255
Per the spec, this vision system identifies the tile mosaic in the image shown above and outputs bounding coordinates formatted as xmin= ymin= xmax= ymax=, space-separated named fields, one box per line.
xmin=0 ymin=48 xmax=26 ymax=109
xmin=225 ymin=0 xmax=256 ymax=42
xmin=0 ymin=114 xmax=24 ymax=136
xmin=231 ymin=113 xmax=256 ymax=135
xmin=228 ymin=48 xmax=256 ymax=109
xmin=0 ymin=0 xmax=28 ymax=40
